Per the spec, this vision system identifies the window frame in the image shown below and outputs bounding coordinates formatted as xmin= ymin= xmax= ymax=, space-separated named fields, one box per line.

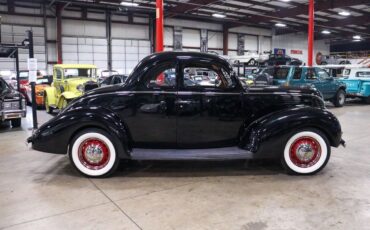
xmin=179 ymin=60 xmax=237 ymax=91
xmin=140 ymin=61 xmax=179 ymax=90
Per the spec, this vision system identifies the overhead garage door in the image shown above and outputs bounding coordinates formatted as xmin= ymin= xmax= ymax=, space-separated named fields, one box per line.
xmin=112 ymin=39 xmax=151 ymax=75
xmin=62 ymin=36 xmax=108 ymax=70
xmin=0 ymin=24 xmax=46 ymax=71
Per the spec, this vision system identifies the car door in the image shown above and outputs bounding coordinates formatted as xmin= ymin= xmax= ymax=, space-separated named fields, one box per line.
xmin=53 ymin=68 xmax=63 ymax=99
xmin=177 ymin=59 xmax=243 ymax=148
xmin=315 ymin=67 xmax=336 ymax=97
xmin=123 ymin=60 xmax=178 ymax=148
xmin=303 ymin=68 xmax=328 ymax=99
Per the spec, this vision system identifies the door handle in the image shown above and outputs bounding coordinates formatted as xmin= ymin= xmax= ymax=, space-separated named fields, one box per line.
xmin=159 ymin=100 xmax=167 ymax=111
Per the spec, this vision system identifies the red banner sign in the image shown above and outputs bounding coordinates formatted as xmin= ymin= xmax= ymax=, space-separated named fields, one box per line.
xmin=291 ymin=50 xmax=303 ymax=54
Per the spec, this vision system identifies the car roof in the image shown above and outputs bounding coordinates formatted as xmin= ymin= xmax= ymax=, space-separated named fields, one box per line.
xmin=53 ymin=64 xmax=97 ymax=69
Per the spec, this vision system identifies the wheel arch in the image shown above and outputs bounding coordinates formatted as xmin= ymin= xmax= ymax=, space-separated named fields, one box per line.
xmin=238 ymin=106 xmax=342 ymax=158
xmin=44 ymin=87 xmax=56 ymax=106
xmin=29 ymin=107 xmax=132 ymax=159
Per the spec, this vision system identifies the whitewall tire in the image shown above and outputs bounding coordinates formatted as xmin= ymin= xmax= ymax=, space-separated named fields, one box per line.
xmin=70 ymin=129 xmax=119 ymax=177
xmin=282 ymin=130 xmax=330 ymax=175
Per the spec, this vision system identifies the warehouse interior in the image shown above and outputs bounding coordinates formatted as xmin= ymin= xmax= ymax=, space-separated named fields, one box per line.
xmin=1 ymin=0 xmax=370 ymax=229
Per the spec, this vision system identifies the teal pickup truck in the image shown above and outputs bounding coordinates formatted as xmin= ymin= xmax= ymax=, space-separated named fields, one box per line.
xmin=339 ymin=67 xmax=370 ymax=103
xmin=259 ymin=66 xmax=347 ymax=107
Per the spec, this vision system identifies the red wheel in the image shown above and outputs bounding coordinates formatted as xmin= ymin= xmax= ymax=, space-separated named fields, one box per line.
xmin=70 ymin=129 xmax=119 ymax=177
xmin=78 ymin=138 xmax=111 ymax=170
xmin=282 ymin=130 xmax=330 ymax=175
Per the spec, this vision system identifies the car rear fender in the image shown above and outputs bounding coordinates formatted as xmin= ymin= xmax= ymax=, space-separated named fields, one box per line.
xmin=238 ymin=106 xmax=342 ymax=158
xmin=29 ymin=107 xmax=131 ymax=159
xmin=44 ymin=87 xmax=56 ymax=105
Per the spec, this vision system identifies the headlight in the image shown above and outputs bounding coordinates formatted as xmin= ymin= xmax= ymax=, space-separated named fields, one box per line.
xmin=3 ymin=102 xmax=11 ymax=110
xmin=36 ymin=91 xmax=44 ymax=97
xmin=76 ymin=84 xmax=84 ymax=92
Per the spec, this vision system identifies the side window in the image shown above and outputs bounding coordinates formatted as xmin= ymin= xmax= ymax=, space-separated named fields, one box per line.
xmin=144 ymin=62 xmax=176 ymax=89
xmin=305 ymin=68 xmax=318 ymax=80
xmin=112 ymin=76 xmax=122 ymax=84
xmin=273 ymin=67 xmax=290 ymax=80
xmin=293 ymin=68 xmax=302 ymax=80
xmin=183 ymin=64 xmax=235 ymax=89
xmin=316 ymin=68 xmax=330 ymax=79
xmin=55 ymin=68 xmax=62 ymax=80
xmin=356 ymin=72 xmax=370 ymax=78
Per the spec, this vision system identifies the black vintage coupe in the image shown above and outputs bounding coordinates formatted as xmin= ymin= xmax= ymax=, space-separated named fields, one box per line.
xmin=28 ymin=52 xmax=344 ymax=177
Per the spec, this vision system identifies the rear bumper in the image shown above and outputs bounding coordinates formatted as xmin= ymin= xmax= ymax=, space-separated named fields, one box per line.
xmin=0 ymin=109 xmax=26 ymax=121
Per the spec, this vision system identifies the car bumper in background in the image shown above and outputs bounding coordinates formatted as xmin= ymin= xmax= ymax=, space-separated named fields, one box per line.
xmin=0 ymin=109 xmax=27 ymax=121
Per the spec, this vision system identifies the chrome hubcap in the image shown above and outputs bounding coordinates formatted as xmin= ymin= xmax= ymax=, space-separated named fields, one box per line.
xmin=78 ymin=138 xmax=110 ymax=170
xmin=290 ymin=136 xmax=321 ymax=168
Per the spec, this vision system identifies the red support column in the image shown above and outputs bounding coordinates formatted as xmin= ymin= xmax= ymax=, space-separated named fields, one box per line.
xmin=307 ymin=0 xmax=314 ymax=66
xmin=56 ymin=4 xmax=63 ymax=64
xmin=155 ymin=0 xmax=164 ymax=52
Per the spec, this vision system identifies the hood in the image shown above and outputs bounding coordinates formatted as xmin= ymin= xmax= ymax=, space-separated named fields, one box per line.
xmin=0 ymin=88 xmax=21 ymax=101
xmin=85 ymin=84 xmax=123 ymax=96
xmin=66 ymin=78 xmax=96 ymax=89
xmin=248 ymin=85 xmax=322 ymax=98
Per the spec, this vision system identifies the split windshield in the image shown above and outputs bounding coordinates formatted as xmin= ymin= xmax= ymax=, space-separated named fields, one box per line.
xmin=63 ymin=68 xmax=97 ymax=79
xmin=0 ymin=79 xmax=9 ymax=93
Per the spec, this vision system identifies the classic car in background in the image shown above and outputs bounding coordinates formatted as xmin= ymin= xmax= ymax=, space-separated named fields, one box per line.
xmin=25 ymin=75 xmax=52 ymax=107
xmin=28 ymin=52 xmax=344 ymax=177
xmin=0 ymin=77 xmax=26 ymax=127
xmin=18 ymin=70 xmax=30 ymax=104
xmin=100 ymin=74 xmax=128 ymax=86
xmin=258 ymin=66 xmax=347 ymax=107
xmin=44 ymin=64 xmax=98 ymax=113
xmin=263 ymin=54 xmax=303 ymax=66
xmin=339 ymin=67 xmax=370 ymax=103
xmin=98 ymin=70 xmax=119 ymax=86
xmin=228 ymin=51 xmax=270 ymax=66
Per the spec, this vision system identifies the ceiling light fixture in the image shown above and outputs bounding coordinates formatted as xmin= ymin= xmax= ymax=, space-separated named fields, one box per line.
xmin=120 ymin=1 xmax=139 ymax=7
xmin=338 ymin=11 xmax=351 ymax=16
xmin=321 ymin=30 xmax=331 ymax=34
xmin=275 ymin=23 xmax=287 ymax=27
xmin=353 ymin=35 xmax=361 ymax=40
xmin=280 ymin=0 xmax=291 ymax=2
xmin=212 ymin=13 xmax=226 ymax=18
xmin=353 ymin=39 xmax=361 ymax=42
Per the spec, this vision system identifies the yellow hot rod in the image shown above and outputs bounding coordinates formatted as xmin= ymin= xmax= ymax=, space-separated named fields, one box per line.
xmin=44 ymin=64 xmax=98 ymax=113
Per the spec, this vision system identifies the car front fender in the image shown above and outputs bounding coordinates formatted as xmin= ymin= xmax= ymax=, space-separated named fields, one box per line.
xmin=60 ymin=91 xmax=80 ymax=100
xmin=28 ymin=107 xmax=131 ymax=159
xmin=44 ymin=87 xmax=56 ymax=106
xmin=239 ymin=106 xmax=342 ymax=158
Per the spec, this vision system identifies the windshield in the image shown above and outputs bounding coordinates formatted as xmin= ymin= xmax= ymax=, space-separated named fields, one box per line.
xmin=19 ymin=72 xmax=29 ymax=80
xmin=0 ymin=79 xmax=9 ymax=93
xmin=36 ymin=75 xmax=51 ymax=85
xmin=64 ymin=68 xmax=97 ymax=79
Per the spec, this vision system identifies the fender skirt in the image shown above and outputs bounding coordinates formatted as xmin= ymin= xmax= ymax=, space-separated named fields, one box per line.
xmin=239 ymin=106 xmax=343 ymax=158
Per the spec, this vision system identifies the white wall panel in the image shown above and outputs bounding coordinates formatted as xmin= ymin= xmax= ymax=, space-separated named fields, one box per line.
xmin=112 ymin=38 xmax=151 ymax=74
xmin=208 ymin=32 xmax=223 ymax=49
xmin=111 ymin=24 xmax=149 ymax=39
xmin=245 ymin=35 xmax=258 ymax=51
xmin=261 ymin=36 xmax=272 ymax=52
xmin=62 ymin=20 xmax=106 ymax=37
xmin=183 ymin=29 xmax=200 ymax=47
xmin=0 ymin=24 xmax=46 ymax=71
xmin=228 ymin=34 xmax=238 ymax=50
xmin=164 ymin=27 xmax=173 ymax=46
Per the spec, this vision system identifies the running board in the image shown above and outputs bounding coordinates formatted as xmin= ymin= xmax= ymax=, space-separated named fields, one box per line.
xmin=130 ymin=147 xmax=253 ymax=160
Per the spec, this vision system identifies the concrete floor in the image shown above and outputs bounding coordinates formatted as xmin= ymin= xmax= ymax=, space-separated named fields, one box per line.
xmin=0 ymin=102 xmax=369 ymax=230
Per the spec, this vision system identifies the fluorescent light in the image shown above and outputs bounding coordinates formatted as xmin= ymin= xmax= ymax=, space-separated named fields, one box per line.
xmin=280 ymin=0 xmax=291 ymax=2
xmin=321 ymin=30 xmax=331 ymax=34
xmin=353 ymin=35 xmax=361 ymax=40
xmin=338 ymin=11 xmax=350 ymax=16
xmin=275 ymin=23 xmax=287 ymax=27
xmin=212 ymin=13 xmax=226 ymax=18
xmin=120 ymin=1 xmax=139 ymax=7
xmin=353 ymin=39 xmax=361 ymax=42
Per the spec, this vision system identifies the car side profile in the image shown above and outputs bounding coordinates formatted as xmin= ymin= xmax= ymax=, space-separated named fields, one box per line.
xmin=339 ymin=67 xmax=370 ymax=103
xmin=260 ymin=66 xmax=347 ymax=107
xmin=28 ymin=52 xmax=344 ymax=177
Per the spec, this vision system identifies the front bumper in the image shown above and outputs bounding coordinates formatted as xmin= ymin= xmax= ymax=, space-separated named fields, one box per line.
xmin=0 ymin=109 xmax=26 ymax=121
